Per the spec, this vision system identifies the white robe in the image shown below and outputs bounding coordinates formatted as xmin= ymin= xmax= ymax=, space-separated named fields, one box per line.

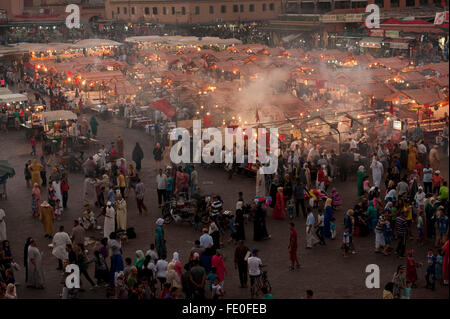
xmin=370 ymin=160 xmax=384 ymax=188
xmin=0 ymin=209 xmax=6 ymax=241
xmin=52 ymin=231 xmax=71 ymax=260
xmin=256 ymin=170 xmax=265 ymax=197
xmin=104 ymin=206 xmax=116 ymax=238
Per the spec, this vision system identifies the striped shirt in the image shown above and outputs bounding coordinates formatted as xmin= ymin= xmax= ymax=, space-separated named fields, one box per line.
xmin=395 ymin=216 xmax=408 ymax=236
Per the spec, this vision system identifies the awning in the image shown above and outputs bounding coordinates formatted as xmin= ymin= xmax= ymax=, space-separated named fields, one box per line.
xmin=41 ymin=110 xmax=78 ymax=122
xmin=149 ymin=99 xmax=175 ymax=118
xmin=0 ymin=93 xmax=28 ymax=103
xmin=360 ymin=37 xmax=383 ymax=48
xmin=385 ymin=38 xmax=410 ymax=49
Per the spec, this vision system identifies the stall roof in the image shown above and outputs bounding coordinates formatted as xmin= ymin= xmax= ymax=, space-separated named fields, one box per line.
xmin=401 ymin=88 xmax=445 ymax=105
xmin=418 ymin=62 xmax=449 ymax=76
xmin=0 ymin=93 xmax=28 ymax=103
xmin=125 ymin=35 xmax=241 ymax=46
xmin=398 ymin=71 xmax=427 ymax=83
xmin=41 ymin=110 xmax=78 ymax=122
xmin=71 ymin=39 xmax=122 ymax=49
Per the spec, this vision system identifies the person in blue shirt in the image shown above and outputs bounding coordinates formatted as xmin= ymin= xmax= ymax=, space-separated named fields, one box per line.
xmin=207 ymin=267 xmax=218 ymax=296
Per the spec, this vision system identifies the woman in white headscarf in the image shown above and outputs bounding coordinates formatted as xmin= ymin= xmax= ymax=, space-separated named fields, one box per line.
xmin=166 ymin=262 xmax=182 ymax=289
xmin=172 ymin=252 xmax=183 ymax=279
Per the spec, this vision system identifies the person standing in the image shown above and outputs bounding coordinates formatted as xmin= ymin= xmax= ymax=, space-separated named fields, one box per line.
xmin=108 ymin=232 xmax=124 ymax=288
xmin=234 ymin=241 xmax=249 ymax=288
xmin=395 ymin=211 xmax=408 ymax=258
xmin=135 ymin=179 xmax=148 ymax=215
xmin=272 ymin=187 xmax=286 ymax=219
xmin=399 ymin=136 xmax=408 ymax=170
xmin=156 ymin=169 xmax=167 ymax=208
xmin=315 ymin=210 xmax=325 ymax=245
xmin=30 ymin=136 xmax=37 ymax=156
xmin=189 ymin=259 xmax=207 ymax=300
xmin=89 ymin=115 xmax=98 ymax=138
xmin=117 ymin=136 xmax=124 ymax=158
xmin=40 ymin=156 xmax=47 ymax=187
xmin=306 ymin=208 xmax=315 ymax=249
xmin=24 ymin=160 xmax=32 ymax=188
xmin=247 ymin=249 xmax=263 ymax=294
xmin=253 ymin=200 xmax=270 ymax=241
xmin=71 ymin=220 xmax=86 ymax=247
xmin=39 ymin=201 xmax=55 ymax=239
xmin=293 ymin=179 xmax=306 ymax=218
xmin=153 ymin=142 xmax=163 ymax=171
xmin=323 ymin=198 xmax=334 ymax=238
xmin=103 ymin=201 xmax=116 ymax=239
xmin=255 ymin=163 xmax=265 ymax=198
xmin=132 ymin=142 xmax=144 ymax=171
xmin=0 ymin=208 xmax=6 ymax=241
xmin=155 ymin=218 xmax=167 ymax=260
xmin=190 ymin=166 xmax=198 ymax=197
xmin=407 ymin=142 xmax=418 ymax=171
xmin=288 ymin=222 xmax=300 ymax=270
xmin=429 ymin=145 xmax=440 ymax=171
xmin=52 ymin=225 xmax=71 ymax=270
xmin=61 ymin=177 xmax=69 ymax=209
xmin=115 ymin=194 xmax=127 ymax=232
xmin=370 ymin=156 xmax=383 ymax=189
xmin=357 ymin=166 xmax=366 ymax=197
xmin=29 ymin=159 xmax=43 ymax=186
xmin=211 ymin=250 xmax=227 ymax=286
xmin=27 ymin=239 xmax=45 ymax=289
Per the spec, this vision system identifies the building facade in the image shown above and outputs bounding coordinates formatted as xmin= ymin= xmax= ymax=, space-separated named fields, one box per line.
xmin=283 ymin=0 xmax=444 ymax=13
xmin=104 ymin=0 xmax=282 ymax=24
xmin=0 ymin=0 xmax=104 ymax=22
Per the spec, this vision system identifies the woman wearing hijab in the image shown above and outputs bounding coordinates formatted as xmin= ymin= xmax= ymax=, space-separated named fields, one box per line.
xmin=132 ymin=142 xmax=144 ymax=171
xmin=155 ymin=218 xmax=167 ymax=260
xmin=235 ymin=201 xmax=246 ymax=241
xmin=134 ymin=250 xmax=146 ymax=272
xmin=172 ymin=252 xmax=183 ymax=280
xmin=357 ymin=166 xmax=366 ymax=197
xmin=323 ymin=198 xmax=334 ymax=238
xmin=211 ymin=250 xmax=227 ymax=286
xmin=272 ymin=187 xmax=286 ymax=219
xmin=166 ymin=262 xmax=182 ymax=290
xmin=268 ymin=176 xmax=279 ymax=209
xmin=253 ymin=199 xmax=270 ymax=241
xmin=392 ymin=265 xmax=406 ymax=298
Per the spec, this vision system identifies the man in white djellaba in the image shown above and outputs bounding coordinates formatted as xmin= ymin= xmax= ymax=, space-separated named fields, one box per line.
xmin=370 ymin=155 xmax=384 ymax=188
xmin=103 ymin=201 xmax=116 ymax=239
xmin=52 ymin=225 xmax=72 ymax=270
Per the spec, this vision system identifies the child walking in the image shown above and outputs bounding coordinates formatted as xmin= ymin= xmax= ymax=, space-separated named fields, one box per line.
xmin=54 ymin=199 xmax=63 ymax=221
xmin=343 ymin=227 xmax=350 ymax=258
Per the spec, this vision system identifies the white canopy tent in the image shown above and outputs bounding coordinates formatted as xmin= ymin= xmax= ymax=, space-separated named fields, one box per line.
xmin=41 ymin=110 xmax=78 ymax=123
xmin=0 ymin=93 xmax=28 ymax=103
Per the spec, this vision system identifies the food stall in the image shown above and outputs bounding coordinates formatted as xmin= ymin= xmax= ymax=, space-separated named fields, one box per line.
xmin=0 ymin=92 xmax=29 ymax=128
xmin=34 ymin=110 xmax=79 ymax=153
